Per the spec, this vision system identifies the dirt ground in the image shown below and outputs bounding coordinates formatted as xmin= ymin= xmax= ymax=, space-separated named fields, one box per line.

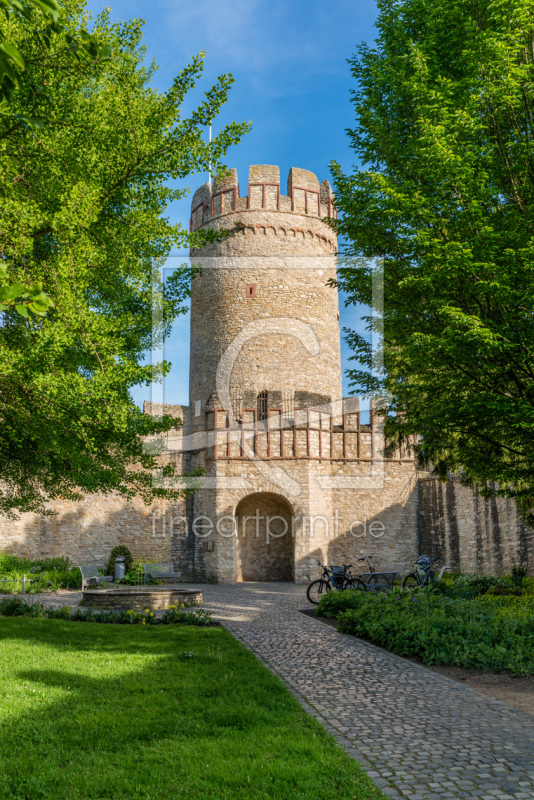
xmin=303 ymin=610 xmax=534 ymax=717
xmin=424 ymin=664 xmax=534 ymax=716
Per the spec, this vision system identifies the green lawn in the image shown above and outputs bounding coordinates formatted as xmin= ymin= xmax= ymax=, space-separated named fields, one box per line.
xmin=0 ymin=619 xmax=383 ymax=800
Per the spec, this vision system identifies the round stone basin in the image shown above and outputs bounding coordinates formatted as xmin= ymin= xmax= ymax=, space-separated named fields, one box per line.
xmin=81 ymin=587 xmax=203 ymax=611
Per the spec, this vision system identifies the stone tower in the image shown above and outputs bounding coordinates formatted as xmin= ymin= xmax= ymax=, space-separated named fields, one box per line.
xmin=165 ymin=163 xmax=419 ymax=585
xmin=189 ymin=165 xmax=342 ymax=425
xmin=2 ymin=173 xmax=532 ymax=582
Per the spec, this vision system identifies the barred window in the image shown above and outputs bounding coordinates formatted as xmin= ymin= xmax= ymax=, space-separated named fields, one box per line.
xmin=257 ymin=391 xmax=268 ymax=422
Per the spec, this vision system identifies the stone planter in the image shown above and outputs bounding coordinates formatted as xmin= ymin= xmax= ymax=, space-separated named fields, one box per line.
xmin=81 ymin=587 xmax=203 ymax=611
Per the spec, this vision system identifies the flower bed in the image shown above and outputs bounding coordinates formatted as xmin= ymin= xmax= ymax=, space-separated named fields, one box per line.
xmin=315 ymin=579 xmax=534 ymax=675
xmin=0 ymin=597 xmax=213 ymax=626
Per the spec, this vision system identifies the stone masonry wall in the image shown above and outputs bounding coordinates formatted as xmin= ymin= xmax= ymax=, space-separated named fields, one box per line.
xmin=183 ymin=454 xmax=419 ymax=584
xmin=0 ymin=493 xmax=182 ymax=569
xmin=189 ymin=165 xmax=342 ymax=422
xmin=419 ymin=477 xmax=534 ymax=575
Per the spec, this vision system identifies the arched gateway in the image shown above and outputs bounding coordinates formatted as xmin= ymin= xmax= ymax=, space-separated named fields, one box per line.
xmin=234 ymin=492 xmax=294 ymax=582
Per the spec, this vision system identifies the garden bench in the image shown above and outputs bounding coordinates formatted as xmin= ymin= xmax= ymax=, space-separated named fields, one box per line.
xmin=360 ymin=562 xmax=407 ymax=592
xmin=142 ymin=562 xmax=180 ymax=585
xmin=78 ymin=565 xmax=114 ymax=591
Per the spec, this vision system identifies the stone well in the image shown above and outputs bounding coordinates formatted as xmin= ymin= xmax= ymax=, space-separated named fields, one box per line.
xmin=81 ymin=587 xmax=203 ymax=611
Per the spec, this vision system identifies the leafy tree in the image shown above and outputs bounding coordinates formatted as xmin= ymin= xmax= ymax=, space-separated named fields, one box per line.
xmin=0 ymin=0 xmax=60 ymax=98
xmin=0 ymin=261 xmax=54 ymax=315
xmin=331 ymin=0 xmax=534 ymax=515
xmin=1 ymin=0 xmax=96 ymax=317
xmin=0 ymin=0 xmax=250 ymax=516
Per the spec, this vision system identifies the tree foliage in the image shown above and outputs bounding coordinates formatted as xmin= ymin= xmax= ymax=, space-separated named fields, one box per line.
xmin=0 ymin=0 xmax=60 ymax=98
xmin=0 ymin=0 xmax=250 ymax=516
xmin=332 ymin=0 xmax=534 ymax=513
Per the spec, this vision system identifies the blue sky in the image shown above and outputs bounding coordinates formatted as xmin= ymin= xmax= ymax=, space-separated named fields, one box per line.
xmin=85 ymin=0 xmax=379 ymax=408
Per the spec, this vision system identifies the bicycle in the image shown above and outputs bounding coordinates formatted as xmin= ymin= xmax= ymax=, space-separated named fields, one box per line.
xmin=307 ymin=561 xmax=368 ymax=605
xmin=402 ymin=555 xmax=439 ymax=589
xmin=356 ymin=554 xmax=400 ymax=592
xmin=357 ymin=555 xmax=376 ymax=574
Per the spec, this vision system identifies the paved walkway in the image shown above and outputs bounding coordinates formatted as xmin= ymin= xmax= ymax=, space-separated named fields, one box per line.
xmin=5 ymin=583 xmax=534 ymax=799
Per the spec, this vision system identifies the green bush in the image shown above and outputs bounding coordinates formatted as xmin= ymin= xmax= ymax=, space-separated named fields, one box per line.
xmin=486 ymin=585 xmax=524 ymax=597
xmin=512 ymin=564 xmax=528 ymax=587
xmin=116 ymin=569 xmax=142 ymax=586
xmin=330 ymin=588 xmax=534 ymax=675
xmin=312 ymin=589 xmax=363 ymax=618
xmin=0 ymin=597 xmax=213 ymax=626
xmin=106 ymin=545 xmax=133 ymax=576
xmin=0 ymin=598 xmax=49 ymax=617
xmin=0 ymin=553 xmax=71 ymax=575
xmin=454 ymin=573 xmax=500 ymax=593
xmin=0 ymin=553 xmax=81 ymax=592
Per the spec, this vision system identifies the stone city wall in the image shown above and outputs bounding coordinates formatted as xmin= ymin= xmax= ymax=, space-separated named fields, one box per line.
xmin=0 ymin=492 xmax=181 ymax=569
xmin=419 ymin=477 xmax=534 ymax=575
xmin=179 ymin=455 xmax=419 ymax=584
xmin=4 ymin=468 xmax=532 ymax=581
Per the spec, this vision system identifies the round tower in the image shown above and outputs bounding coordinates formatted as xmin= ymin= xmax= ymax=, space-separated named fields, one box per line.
xmin=189 ymin=164 xmax=342 ymax=425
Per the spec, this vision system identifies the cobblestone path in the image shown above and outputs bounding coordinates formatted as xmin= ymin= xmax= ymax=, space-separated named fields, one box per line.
xmin=196 ymin=582 xmax=534 ymax=800
xmin=4 ymin=583 xmax=534 ymax=799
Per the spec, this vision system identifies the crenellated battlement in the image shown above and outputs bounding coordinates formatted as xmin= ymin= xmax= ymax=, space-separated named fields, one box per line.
xmin=190 ymin=165 xmax=337 ymax=231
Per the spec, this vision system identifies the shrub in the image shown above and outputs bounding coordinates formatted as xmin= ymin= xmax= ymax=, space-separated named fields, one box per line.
xmin=0 ymin=553 xmax=81 ymax=592
xmin=161 ymin=603 xmax=213 ymax=626
xmin=334 ymin=589 xmax=534 ymax=675
xmin=106 ymin=546 xmax=133 ymax=576
xmin=454 ymin=573 xmax=500 ymax=593
xmin=117 ymin=569 xmax=142 ymax=586
xmin=0 ymin=553 xmax=30 ymax=574
xmin=512 ymin=564 xmax=528 ymax=587
xmin=0 ymin=598 xmax=47 ymax=617
xmin=0 ymin=598 xmax=213 ymax=626
xmin=486 ymin=586 xmax=524 ymax=597
xmin=314 ymin=589 xmax=363 ymax=618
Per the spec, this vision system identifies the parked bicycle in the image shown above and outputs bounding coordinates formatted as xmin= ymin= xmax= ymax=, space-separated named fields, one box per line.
xmin=355 ymin=554 xmax=394 ymax=591
xmin=402 ymin=555 xmax=439 ymax=589
xmin=357 ymin=555 xmax=376 ymax=574
xmin=307 ymin=561 xmax=368 ymax=605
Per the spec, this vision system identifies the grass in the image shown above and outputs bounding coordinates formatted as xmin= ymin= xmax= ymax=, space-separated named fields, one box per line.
xmin=0 ymin=619 xmax=383 ymax=800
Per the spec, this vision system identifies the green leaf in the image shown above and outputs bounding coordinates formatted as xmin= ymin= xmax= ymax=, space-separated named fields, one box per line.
xmin=15 ymin=304 xmax=30 ymax=317
xmin=27 ymin=303 xmax=47 ymax=315
xmin=0 ymin=42 xmax=25 ymax=70
xmin=14 ymin=113 xmax=46 ymax=129
xmin=0 ymin=283 xmax=25 ymax=301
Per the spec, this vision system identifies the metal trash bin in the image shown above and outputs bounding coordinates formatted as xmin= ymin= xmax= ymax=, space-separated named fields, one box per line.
xmin=114 ymin=555 xmax=126 ymax=582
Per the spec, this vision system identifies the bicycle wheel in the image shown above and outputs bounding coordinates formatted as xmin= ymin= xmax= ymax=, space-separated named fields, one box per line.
xmin=344 ymin=578 xmax=367 ymax=592
xmin=402 ymin=573 xmax=419 ymax=589
xmin=307 ymin=579 xmax=331 ymax=605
